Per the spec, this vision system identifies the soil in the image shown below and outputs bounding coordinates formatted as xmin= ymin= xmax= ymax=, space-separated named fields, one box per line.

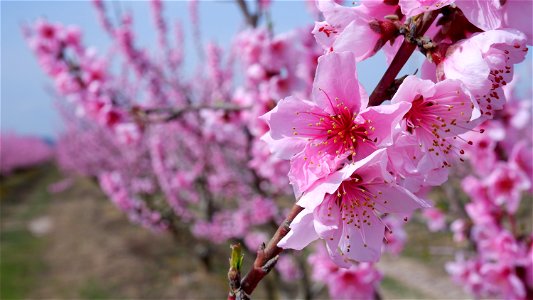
xmin=1 ymin=166 xmax=470 ymax=299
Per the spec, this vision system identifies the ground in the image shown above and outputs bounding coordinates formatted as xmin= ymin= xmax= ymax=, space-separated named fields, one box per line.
xmin=1 ymin=165 xmax=471 ymax=299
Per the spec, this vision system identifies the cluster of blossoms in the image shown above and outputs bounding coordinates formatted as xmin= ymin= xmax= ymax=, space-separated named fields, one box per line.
xmin=308 ymin=244 xmax=382 ymax=300
xmin=266 ymin=0 xmax=529 ymax=269
xmin=0 ymin=132 xmax=54 ymax=176
xmin=24 ymin=18 xmax=132 ymax=134
xmin=231 ymin=26 xmax=322 ymax=193
xmin=56 ymin=106 xmax=169 ymax=231
xmin=28 ymin=0 xmax=320 ymax=280
xmin=445 ymin=78 xmax=532 ymax=299
xmin=23 ymin=0 xmax=532 ymax=299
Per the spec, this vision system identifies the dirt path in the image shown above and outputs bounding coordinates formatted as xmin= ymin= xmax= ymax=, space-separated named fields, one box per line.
xmin=3 ymin=168 xmax=472 ymax=299
xmin=30 ymin=177 xmax=229 ymax=299
xmin=379 ymin=255 xmax=469 ymax=299
xmin=38 ymin=178 xmax=470 ymax=299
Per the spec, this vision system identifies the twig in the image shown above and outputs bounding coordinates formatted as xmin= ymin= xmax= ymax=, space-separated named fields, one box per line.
xmin=369 ymin=10 xmax=440 ymax=106
xmin=235 ymin=0 xmax=258 ymax=27
xmin=227 ymin=8 xmax=442 ymax=300
xmin=135 ymin=104 xmax=249 ymax=122
xmin=232 ymin=205 xmax=303 ymax=297
xmin=228 ymin=244 xmax=244 ymax=300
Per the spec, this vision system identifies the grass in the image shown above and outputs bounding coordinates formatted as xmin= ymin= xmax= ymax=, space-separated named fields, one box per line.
xmin=0 ymin=165 xmax=58 ymax=300
xmin=0 ymin=229 xmax=46 ymax=299
xmin=78 ymin=279 xmax=113 ymax=300
xmin=381 ymin=275 xmax=428 ymax=299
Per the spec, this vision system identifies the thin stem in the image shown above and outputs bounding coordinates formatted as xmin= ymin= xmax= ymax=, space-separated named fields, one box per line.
xmin=368 ymin=40 xmax=416 ymax=106
xmin=369 ymin=10 xmax=440 ymax=106
xmin=228 ymin=8 xmax=442 ymax=300
xmin=237 ymin=205 xmax=304 ymax=296
xmin=235 ymin=0 xmax=258 ymax=28
xmin=136 ymin=104 xmax=249 ymax=122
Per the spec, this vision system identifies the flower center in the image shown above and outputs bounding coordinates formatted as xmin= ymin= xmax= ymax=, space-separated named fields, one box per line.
xmin=404 ymin=94 xmax=434 ymax=134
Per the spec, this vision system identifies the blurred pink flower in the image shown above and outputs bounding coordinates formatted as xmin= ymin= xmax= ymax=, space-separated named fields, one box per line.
xmin=422 ymin=207 xmax=446 ymax=232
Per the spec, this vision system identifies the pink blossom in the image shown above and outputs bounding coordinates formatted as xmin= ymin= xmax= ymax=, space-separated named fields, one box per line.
xmin=450 ymin=219 xmax=467 ymax=243
xmin=48 ymin=178 xmax=74 ymax=194
xmin=477 ymin=229 xmax=528 ymax=266
xmin=275 ymin=255 xmax=302 ymax=282
xmin=0 ymin=133 xmax=54 ymax=175
xmin=383 ymin=215 xmax=407 ymax=255
xmin=99 ymin=171 xmax=168 ymax=232
xmin=391 ymin=76 xmax=475 ymax=170
xmin=481 ymin=262 xmax=526 ymax=300
xmin=313 ymin=0 xmax=400 ymax=61
xmin=114 ymin=123 xmax=141 ymax=145
xmin=455 ymin=0 xmax=533 ymax=45
xmin=422 ymin=207 xmax=446 ymax=232
xmin=526 ymin=244 xmax=533 ymax=293
xmin=278 ymin=149 xmax=429 ymax=264
xmin=460 ymin=121 xmax=503 ymax=175
xmin=399 ymin=0 xmax=454 ymax=17
xmin=485 ymin=162 xmax=530 ymax=213
xmin=263 ymin=52 xmax=410 ymax=196
xmin=440 ymin=29 xmax=528 ymax=118
xmin=244 ymin=231 xmax=268 ymax=251
xmin=247 ymin=197 xmax=278 ymax=225
xmin=446 ymin=253 xmax=527 ymax=299
xmin=446 ymin=255 xmax=489 ymax=297
xmin=249 ymin=139 xmax=291 ymax=194
xmin=387 ymin=132 xmax=449 ymax=192
xmin=308 ymin=244 xmax=382 ymax=299
xmin=510 ymin=141 xmax=533 ymax=191
xmin=461 ymin=176 xmax=499 ymax=226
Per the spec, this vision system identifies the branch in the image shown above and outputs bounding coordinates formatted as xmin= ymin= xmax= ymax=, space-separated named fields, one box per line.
xmin=235 ymin=0 xmax=258 ymax=28
xmin=134 ymin=104 xmax=249 ymax=123
xmin=228 ymin=244 xmax=244 ymax=300
xmin=228 ymin=8 xmax=442 ymax=299
xmin=369 ymin=10 xmax=440 ymax=106
xmin=228 ymin=204 xmax=304 ymax=298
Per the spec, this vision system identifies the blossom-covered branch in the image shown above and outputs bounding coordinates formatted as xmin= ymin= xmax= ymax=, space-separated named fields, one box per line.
xmin=368 ymin=9 xmax=440 ymax=106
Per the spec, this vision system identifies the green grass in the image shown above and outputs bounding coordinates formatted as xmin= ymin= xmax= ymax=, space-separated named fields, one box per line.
xmin=381 ymin=275 xmax=428 ymax=299
xmin=0 ymin=229 xmax=46 ymax=300
xmin=78 ymin=279 xmax=113 ymax=300
xmin=0 ymin=165 xmax=58 ymax=300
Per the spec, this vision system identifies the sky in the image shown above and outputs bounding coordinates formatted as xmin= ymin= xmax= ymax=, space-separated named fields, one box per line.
xmin=0 ymin=0 xmax=393 ymax=138
xmin=1 ymin=1 xmax=530 ymax=138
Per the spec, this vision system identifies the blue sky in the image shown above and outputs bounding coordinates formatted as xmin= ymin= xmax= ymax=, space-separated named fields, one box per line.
xmin=1 ymin=0 xmax=392 ymax=138
xmin=1 ymin=1 xmax=530 ymax=138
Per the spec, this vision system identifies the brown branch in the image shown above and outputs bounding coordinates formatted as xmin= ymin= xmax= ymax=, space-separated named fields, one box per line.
xmin=235 ymin=0 xmax=258 ymax=28
xmin=134 ymin=104 xmax=249 ymax=123
xmin=369 ymin=10 xmax=440 ymax=106
xmin=227 ymin=8 xmax=443 ymax=300
xmin=228 ymin=204 xmax=303 ymax=298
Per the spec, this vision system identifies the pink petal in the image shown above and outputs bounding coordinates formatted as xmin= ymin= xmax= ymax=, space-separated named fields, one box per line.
xmin=358 ymin=101 xmax=412 ymax=147
xmin=260 ymin=132 xmax=307 ymax=160
xmin=456 ymin=0 xmax=503 ymax=31
xmin=368 ymin=184 xmax=431 ymax=214
xmin=338 ymin=213 xmax=384 ymax=262
xmin=332 ymin=20 xmax=380 ymax=62
xmin=278 ymin=208 xmax=318 ymax=250
xmin=312 ymin=52 xmax=364 ymax=115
